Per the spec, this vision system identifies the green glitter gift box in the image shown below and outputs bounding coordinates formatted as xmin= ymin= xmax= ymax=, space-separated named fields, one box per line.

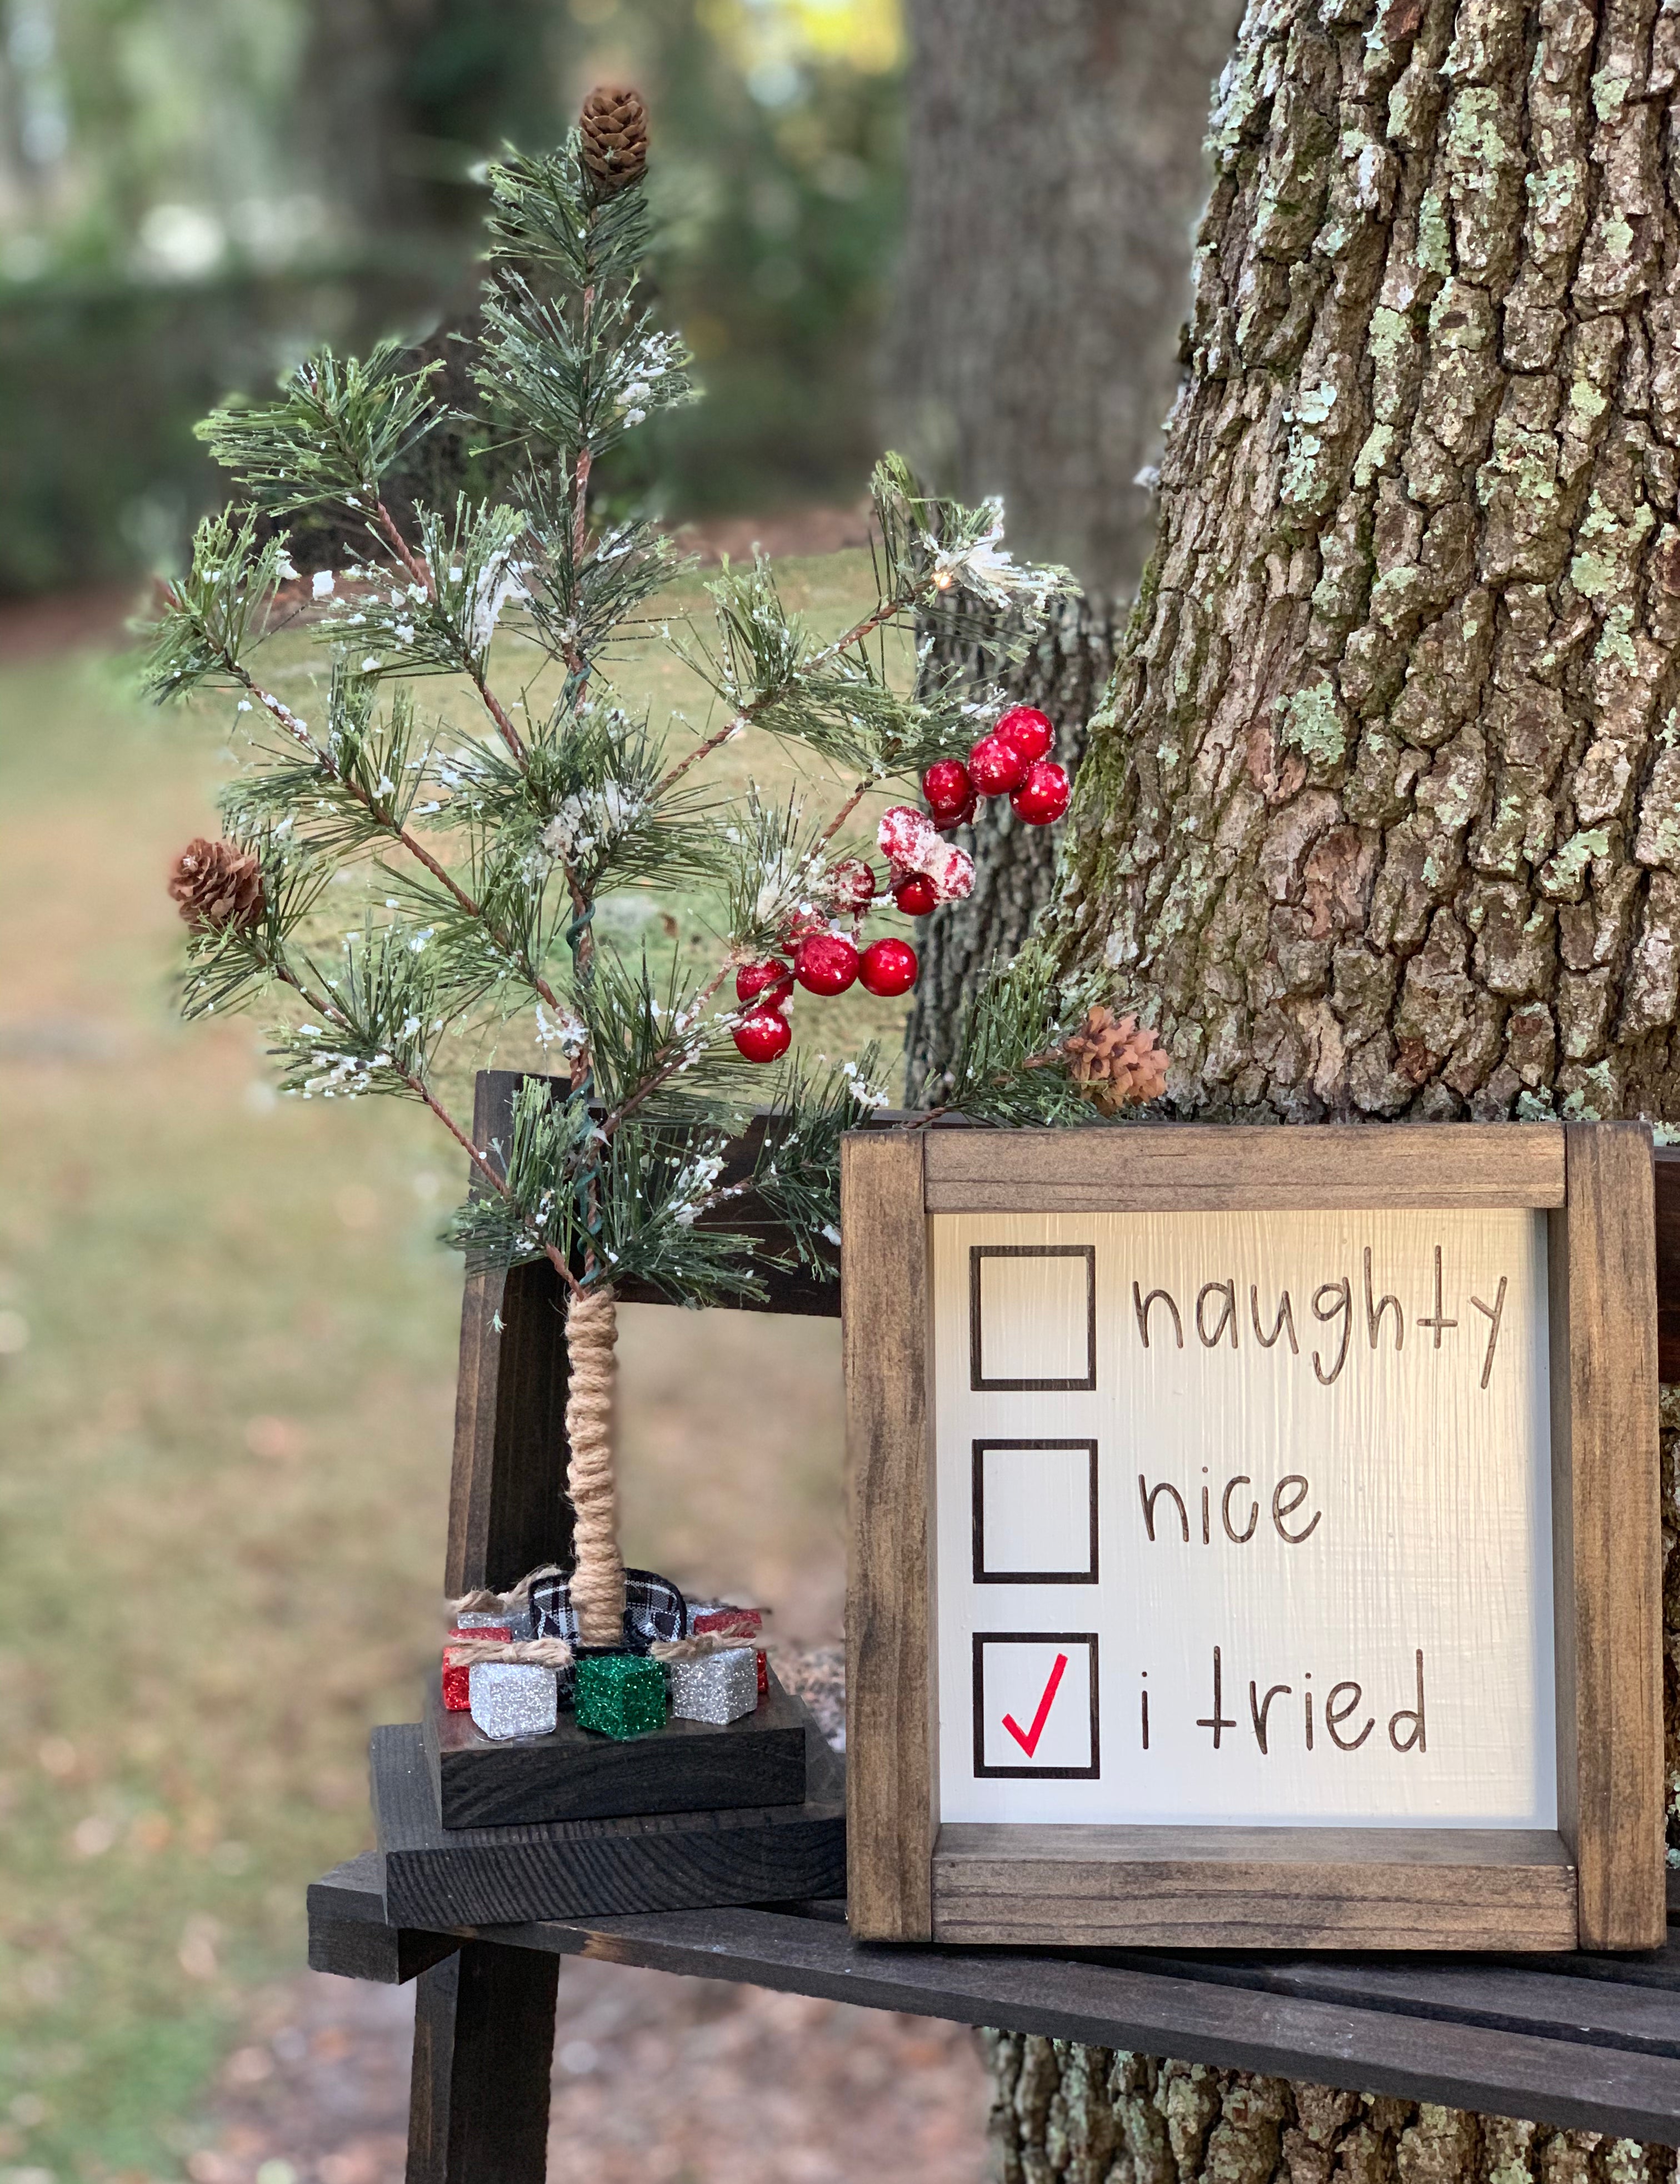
xmin=573 ymin=1651 xmax=667 ymax=1740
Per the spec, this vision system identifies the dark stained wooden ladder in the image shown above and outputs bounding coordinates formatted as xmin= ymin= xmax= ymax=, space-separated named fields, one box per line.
xmin=312 ymin=1076 xmax=1680 ymax=2183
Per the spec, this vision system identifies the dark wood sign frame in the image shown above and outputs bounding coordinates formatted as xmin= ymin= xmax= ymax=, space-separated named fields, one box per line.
xmin=842 ymin=1121 xmax=1666 ymax=1954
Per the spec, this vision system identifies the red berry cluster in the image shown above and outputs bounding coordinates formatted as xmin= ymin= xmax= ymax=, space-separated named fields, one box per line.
xmin=921 ymin=707 xmax=1069 ymax=843
xmin=732 ymin=884 xmax=919 ymax=1064
xmin=730 ymin=707 xmax=1068 ymax=1063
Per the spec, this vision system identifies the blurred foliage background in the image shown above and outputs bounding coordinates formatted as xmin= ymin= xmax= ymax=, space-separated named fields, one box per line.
xmin=0 ymin=0 xmax=904 ymax=596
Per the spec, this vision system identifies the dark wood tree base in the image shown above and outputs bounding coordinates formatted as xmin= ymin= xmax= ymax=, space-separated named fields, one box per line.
xmin=373 ymin=1710 xmax=844 ymax=1927
xmin=422 ymin=1669 xmax=809 ymax=1829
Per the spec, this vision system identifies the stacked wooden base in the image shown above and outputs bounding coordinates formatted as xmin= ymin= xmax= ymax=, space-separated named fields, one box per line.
xmin=371 ymin=1670 xmax=846 ymax=1927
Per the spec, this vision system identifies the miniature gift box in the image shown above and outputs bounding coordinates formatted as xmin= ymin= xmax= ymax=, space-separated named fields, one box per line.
xmin=442 ymin=1624 xmax=512 ymax=1711
xmin=574 ymin=1651 xmax=667 ymax=1740
xmin=468 ymin=1660 xmax=558 ymax=1741
xmin=691 ymin=1605 xmax=762 ymax=1637
xmin=667 ymin=1645 xmax=758 ymax=1726
xmin=688 ymin=1605 xmax=768 ymax=1695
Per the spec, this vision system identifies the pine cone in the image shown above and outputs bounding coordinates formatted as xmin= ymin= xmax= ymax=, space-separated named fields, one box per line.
xmin=580 ymin=86 xmax=648 ymax=195
xmin=1062 ymin=1005 xmax=1168 ymax=1112
xmin=168 ymin=838 xmax=264 ymax=934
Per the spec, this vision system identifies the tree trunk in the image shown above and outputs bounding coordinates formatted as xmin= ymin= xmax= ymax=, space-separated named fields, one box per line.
xmin=1060 ymin=0 xmax=1680 ymax=1131
xmin=893 ymin=0 xmax=1240 ymax=1099
xmin=889 ymin=0 xmax=1244 ymax=593
xmin=982 ymin=2037 xmax=1677 ymax=2184
xmin=994 ymin=1 xmax=1680 ymax=2175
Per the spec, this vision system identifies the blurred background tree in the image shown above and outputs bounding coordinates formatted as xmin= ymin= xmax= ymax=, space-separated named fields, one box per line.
xmin=896 ymin=0 xmax=1241 ymax=1099
xmin=0 ymin=0 xmax=903 ymax=594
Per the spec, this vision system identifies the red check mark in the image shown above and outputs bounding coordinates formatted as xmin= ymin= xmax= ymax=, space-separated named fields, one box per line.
xmin=1002 ymin=1652 xmax=1069 ymax=1758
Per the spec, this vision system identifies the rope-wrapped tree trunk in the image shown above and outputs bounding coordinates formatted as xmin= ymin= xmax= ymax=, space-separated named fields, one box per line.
xmin=1001 ymin=0 xmax=1680 ymax=2173
xmin=563 ymin=1284 xmax=625 ymax=1645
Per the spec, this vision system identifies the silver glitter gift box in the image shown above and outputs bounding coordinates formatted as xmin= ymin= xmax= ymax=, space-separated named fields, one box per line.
xmin=666 ymin=1645 xmax=758 ymax=1725
xmin=456 ymin=1606 xmax=535 ymax=1640
xmin=468 ymin=1661 xmax=558 ymax=1740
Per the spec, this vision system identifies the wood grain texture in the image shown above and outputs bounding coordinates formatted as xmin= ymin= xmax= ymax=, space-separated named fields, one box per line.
xmin=930 ymin=1824 xmax=1577 ymax=1950
xmin=444 ymin=1073 xmax=574 ymax=1595
xmin=923 ymin=1123 xmax=1567 ymax=1211
xmin=422 ymin=1675 xmax=807 ymax=1829
xmin=375 ymin=1718 xmax=844 ymax=1928
xmin=391 ymin=1898 xmax=1680 ymax=2143
xmin=306 ymin=1855 xmax=460 ymax=1986
xmin=1653 ymin=1148 xmax=1680 ymax=1380
xmin=1551 ymin=1122 xmax=1665 ymax=1950
xmin=406 ymin=1940 xmax=556 ymax=2184
xmin=842 ymin=1129 xmax=936 ymax=1943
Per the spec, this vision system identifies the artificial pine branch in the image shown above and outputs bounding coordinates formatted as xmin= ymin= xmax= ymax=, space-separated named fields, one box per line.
xmin=143 ymin=86 xmax=1108 ymax=1645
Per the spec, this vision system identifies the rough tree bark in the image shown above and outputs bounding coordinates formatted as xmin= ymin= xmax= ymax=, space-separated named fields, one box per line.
xmin=986 ymin=2 xmax=1680 ymax=2178
xmin=894 ymin=0 xmax=1240 ymax=1099
xmin=1061 ymin=0 xmax=1680 ymax=1132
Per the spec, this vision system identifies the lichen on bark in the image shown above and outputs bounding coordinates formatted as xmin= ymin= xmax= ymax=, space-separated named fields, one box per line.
xmin=1059 ymin=0 xmax=1680 ymax=1131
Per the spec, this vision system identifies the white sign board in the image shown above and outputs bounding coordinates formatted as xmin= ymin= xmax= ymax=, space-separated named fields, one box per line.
xmin=932 ymin=1209 xmax=1556 ymax=1829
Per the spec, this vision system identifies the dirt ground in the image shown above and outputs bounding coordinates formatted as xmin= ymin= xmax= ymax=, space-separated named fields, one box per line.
xmin=185 ymin=1962 xmax=989 ymax=2184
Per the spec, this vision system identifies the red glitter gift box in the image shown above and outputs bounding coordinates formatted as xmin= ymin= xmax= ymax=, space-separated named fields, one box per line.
xmin=441 ymin=1625 xmax=512 ymax=1711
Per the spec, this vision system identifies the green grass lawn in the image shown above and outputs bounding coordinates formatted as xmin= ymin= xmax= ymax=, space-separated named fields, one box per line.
xmin=0 ymin=553 xmax=896 ymax=2180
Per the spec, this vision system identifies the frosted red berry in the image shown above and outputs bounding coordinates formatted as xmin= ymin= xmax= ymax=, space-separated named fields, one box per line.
xmin=995 ymin=706 xmax=1055 ymax=762
xmin=878 ymin=804 xmax=936 ymax=866
xmin=934 ymin=793 xmax=977 ymax=833
xmin=893 ymin=874 xmax=938 ymax=917
xmin=967 ymin=733 xmax=1028 ymax=797
xmin=736 ymin=958 xmax=793 ymax=1008
xmin=828 ymin=858 xmax=877 ymax=911
xmin=733 ymin=1007 xmax=792 ymax=1063
xmin=1009 ymin=758 xmax=1071 ymax=826
xmin=922 ymin=759 xmax=972 ymax=820
xmin=859 ymin=937 xmax=918 ymax=997
xmin=793 ymin=932 xmax=860 ymax=997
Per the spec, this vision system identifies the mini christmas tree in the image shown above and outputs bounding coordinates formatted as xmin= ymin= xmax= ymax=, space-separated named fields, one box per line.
xmin=139 ymin=89 xmax=1161 ymax=1666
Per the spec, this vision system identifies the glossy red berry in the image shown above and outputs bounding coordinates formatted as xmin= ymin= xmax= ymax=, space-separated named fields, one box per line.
xmin=967 ymin=733 xmax=1028 ymax=797
xmin=922 ymin=758 xmax=972 ymax=820
xmin=934 ymin=793 xmax=977 ymax=833
xmin=893 ymin=874 xmax=938 ymax=917
xmin=794 ymin=932 xmax=860 ymax=996
xmin=995 ymin=706 xmax=1054 ymax=762
xmin=736 ymin=958 xmax=793 ymax=1008
xmin=858 ymin=937 xmax=918 ymax=997
xmin=733 ymin=1007 xmax=792 ymax=1063
xmin=828 ymin=858 xmax=877 ymax=911
xmin=1009 ymin=758 xmax=1071 ymax=826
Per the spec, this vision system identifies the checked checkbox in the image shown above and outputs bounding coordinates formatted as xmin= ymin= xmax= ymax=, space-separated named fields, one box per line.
xmin=972 ymin=1632 xmax=1099 ymax=1778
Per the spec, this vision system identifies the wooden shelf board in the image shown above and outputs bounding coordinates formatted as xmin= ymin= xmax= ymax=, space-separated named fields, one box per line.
xmin=307 ymin=1855 xmax=1680 ymax=2143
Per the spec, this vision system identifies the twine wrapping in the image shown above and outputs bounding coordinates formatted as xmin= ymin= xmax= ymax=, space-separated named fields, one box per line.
xmin=564 ymin=1283 xmax=626 ymax=1646
xmin=650 ymin=1632 xmax=756 ymax=1663
xmin=444 ymin=1636 xmax=576 ymax=1670
xmin=444 ymin=1562 xmax=568 ymax=1622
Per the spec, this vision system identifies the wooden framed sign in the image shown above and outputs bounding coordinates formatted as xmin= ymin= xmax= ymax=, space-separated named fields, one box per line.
xmin=842 ymin=1122 xmax=1664 ymax=1953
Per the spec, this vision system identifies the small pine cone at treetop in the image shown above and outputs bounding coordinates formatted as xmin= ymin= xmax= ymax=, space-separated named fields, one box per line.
xmin=580 ymin=86 xmax=648 ymax=193
xmin=168 ymin=838 xmax=264 ymax=934
xmin=1062 ymin=1006 xmax=1169 ymax=1111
